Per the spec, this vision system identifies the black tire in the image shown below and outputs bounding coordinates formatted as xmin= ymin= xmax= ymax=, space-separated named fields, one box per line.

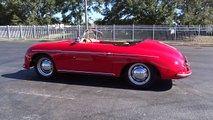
xmin=123 ymin=63 xmax=158 ymax=89
xmin=34 ymin=55 xmax=56 ymax=79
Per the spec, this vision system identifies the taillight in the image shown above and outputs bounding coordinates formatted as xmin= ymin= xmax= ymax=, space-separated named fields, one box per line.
xmin=184 ymin=56 xmax=189 ymax=66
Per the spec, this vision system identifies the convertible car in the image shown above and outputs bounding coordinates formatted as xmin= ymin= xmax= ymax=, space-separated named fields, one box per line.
xmin=23 ymin=30 xmax=191 ymax=88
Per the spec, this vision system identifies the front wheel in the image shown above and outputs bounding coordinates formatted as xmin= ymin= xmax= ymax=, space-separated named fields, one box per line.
xmin=124 ymin=63 xmax=158 ymax=89
xmin=34 ymin=55 xmax=56 ymax=79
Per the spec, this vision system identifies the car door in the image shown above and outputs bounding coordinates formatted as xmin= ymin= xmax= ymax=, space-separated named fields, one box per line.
xmin=59 ymin=42 xmax=114 ymax=75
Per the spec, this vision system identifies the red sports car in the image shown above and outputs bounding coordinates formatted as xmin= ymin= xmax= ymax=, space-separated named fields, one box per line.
xmin=24 ymin=30 xmax=191 ymax=88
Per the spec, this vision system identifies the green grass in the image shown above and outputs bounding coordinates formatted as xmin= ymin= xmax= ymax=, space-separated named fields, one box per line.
xmin=162 ymin=41 xmax=213 ymax=47
xmin=0 ymin=38 xmax=61 ymax=42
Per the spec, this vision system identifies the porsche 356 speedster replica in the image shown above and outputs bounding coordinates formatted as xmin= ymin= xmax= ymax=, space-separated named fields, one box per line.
xmin=24 ymin=30 xmax=191 ymax=88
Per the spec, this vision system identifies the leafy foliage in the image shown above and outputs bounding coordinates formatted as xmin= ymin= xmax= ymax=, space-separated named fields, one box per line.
xmin=0 ymin=0 xmax=57 ymax=25
xmin=53 ymin=0 xmax=102 ymax=24
xmin=95 ymin=0 xmax=213 ymax=25
xmin=0 ymin=0 xmax=212 ymax=25
xmin=176 ymin=0 xmax=213 ymax=25
xmin=96 ymin=0 xmax=177 ymax=25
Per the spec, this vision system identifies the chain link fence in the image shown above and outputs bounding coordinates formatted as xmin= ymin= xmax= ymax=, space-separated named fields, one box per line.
xmin=0 ymin=25 xmax=213 ymax=43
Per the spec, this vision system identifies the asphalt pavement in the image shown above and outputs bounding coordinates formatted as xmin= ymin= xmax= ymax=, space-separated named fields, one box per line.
xmin=0 ymin=41 xmax=213 ymax=120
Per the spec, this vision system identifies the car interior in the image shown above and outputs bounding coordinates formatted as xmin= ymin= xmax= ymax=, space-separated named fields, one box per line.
xmin=78 ymin=30 xmax=141 ymax=46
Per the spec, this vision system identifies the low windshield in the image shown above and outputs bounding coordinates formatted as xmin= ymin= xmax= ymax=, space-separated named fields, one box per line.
xmin=80 ymin=30 xmax=103 ymax=40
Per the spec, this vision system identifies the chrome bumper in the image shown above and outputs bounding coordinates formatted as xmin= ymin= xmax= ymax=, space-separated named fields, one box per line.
xmin=176 ymin=72 xmax=192 ymax=77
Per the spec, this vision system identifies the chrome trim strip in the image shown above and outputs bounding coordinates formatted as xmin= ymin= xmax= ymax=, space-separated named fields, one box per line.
xmin=32 ymin=50 xmax=62 ymax=53
xmin=32 ymin=50 xmax=103 ymax=55
xmin=176 ymin=72 xmax=192 ymax=77
xmin=58 ymin=69 xmax=115 ymax=76
xmin=113 ymin=53 xmax=159 ymax=58
xmin=32 ymin=50 xmax=158 ymax=58
xmin=62 ymin=51 xmax=104 ymax=55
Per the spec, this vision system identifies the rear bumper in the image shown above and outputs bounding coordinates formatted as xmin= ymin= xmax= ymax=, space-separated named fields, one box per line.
xmin=175 ymin=56 xmax=192 ymax=79
xmin=172 ymin=65 xmax=192 ymax=79
xmin=176 ymin=71 xmax=192 ymax=78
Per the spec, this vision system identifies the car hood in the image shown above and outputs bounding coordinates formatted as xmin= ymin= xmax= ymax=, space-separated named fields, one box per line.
xmin=30 ymin=40 xmax=73 ymax=50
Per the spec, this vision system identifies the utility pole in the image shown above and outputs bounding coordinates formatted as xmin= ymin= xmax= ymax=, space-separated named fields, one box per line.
xmin=85 ymin=0 xmax=88 ymax=30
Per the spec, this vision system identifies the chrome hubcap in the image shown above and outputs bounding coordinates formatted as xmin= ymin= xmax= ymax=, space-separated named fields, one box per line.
xmin=41 ymin=60 xmax=52 ymax=71
xmin=132 ymin=66 xmax=148 ymax=81
xmin=128 ymin=63 xmax=150 ymax=85
xmin=37 ymin=58 xmax=53 ymax=77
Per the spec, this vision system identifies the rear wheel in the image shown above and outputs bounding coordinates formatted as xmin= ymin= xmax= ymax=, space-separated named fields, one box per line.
xmin=34 ymin=55 xmax=56 ymax=79
xmin=124 ymin=63 xmax=158 ymax=89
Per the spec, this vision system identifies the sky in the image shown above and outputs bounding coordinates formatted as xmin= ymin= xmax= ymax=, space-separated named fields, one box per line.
xmin=89 ymin=10 xmax=104 ymax=22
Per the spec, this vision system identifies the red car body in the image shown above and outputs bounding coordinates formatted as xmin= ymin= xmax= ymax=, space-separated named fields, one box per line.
xmin=24 ymin=39 xmax=191 ymax=80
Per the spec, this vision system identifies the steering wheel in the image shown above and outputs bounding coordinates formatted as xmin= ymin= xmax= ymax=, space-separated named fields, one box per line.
xmin=82 ymin=38 xmax=92 ymax=43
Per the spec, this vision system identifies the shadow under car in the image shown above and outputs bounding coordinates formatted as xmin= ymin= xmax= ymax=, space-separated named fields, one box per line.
xmin=1 ymin=69 xmax=173 ymax=91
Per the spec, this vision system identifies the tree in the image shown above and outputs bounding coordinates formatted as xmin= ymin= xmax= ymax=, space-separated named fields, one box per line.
xmin=0 ymin=0 xmax=59 ymax=25
xmin=53 ymin=0 xmax=103 ymax=25
xmin=95 ymin=0 xmax=177 ymax=25
xmin=177 ymin=0 xmax=213 ymax=25
xmin=0 ymin=0 xmax=23 ymax=25
xmin=1 ymin=0 xmax=212 ymax=25
xmin=0 ymin=0 xmax=103 ymax=25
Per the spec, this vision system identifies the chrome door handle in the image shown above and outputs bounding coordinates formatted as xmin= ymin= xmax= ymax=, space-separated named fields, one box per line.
xmin=106 ymin=52 xmax=112 ymax=55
